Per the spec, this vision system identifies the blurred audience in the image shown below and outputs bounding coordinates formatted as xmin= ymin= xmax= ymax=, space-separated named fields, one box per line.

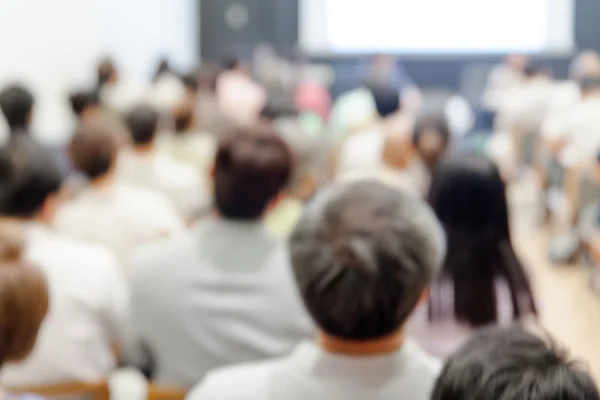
xmin=0 ymin=226 xmax=49 ymax=400
xmin=410 ymin=116 xmax=451 ymax=195
xmin=409 ymin=154 xmax=537 ymax=357
xmin=69 ymin=90 xmax=102 ymax=123
xmin=127 ymin=126 xmax=313 ymax=388
xmin=148 ymin=58 xmax=186 ymax=113
xmin=0 ymin=84 xmax=35 ymax=137
xmin=0 ymin=140 xmax=126 ymax=389
xmin=431 ymin=327 xmax=600 ymax=400
xmin=188 ymin=180 xmax=444 ymax=400
xmin=119 ymin=104 xmax=208 ymax=220
xmin=53 ymin=118 xmax=183 ymax=265
xmin=482 ymin=53 xmax=529 ymax=115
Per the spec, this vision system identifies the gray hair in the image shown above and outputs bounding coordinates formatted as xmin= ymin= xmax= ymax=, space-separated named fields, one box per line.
xmin=290 ymin=180 xmax=445 ymax=340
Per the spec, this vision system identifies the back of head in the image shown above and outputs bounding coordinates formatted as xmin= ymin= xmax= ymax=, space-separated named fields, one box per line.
xmin=427 ymin=153 xmax=536 ymax=325
xmin=69 ymin=118 xmax=119 ymax=180
xmin=367 ymin=84 xmax=400 ymax=118
xmin=432 ymin=327 xmax=600 ymax=400
xmin=126 ymin=105 xmax=159 ymax=146
xmin=0 ymin=85 xmax=34 ymax=131
xmin=97 ymin=58 xmax=117 ymax=88
xmin=69 ymin=90 xmax=100 ymax=118
xmin=0 ymin=225 xmax=49 ymax=366
xmin=0 ymin=137 xmax=63 ymax=218
xmin=290 ymin=181 xmax=444 ymax=340
xmin=172 ymin=101 xmax=195 ymax=133
xmin=214 ymin=126 xmax=292 ymax=220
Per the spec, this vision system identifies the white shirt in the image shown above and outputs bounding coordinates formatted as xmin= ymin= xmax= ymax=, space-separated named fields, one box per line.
xmin=127 ymin=218 xmax=314 ymax=388
xmin=53 ymin=182 xmax=183 ymax=267
xmin=187 ymin=340 xmax=441 ymax=400
xmin=496 ymin=77 xmax=554 ymax=133
xmin=1 ymin=225 xmax=128 ymax=387
xmin=117 ymin=149 xmax=209 ymax=219
xmin=336 ymin=127 xmax=385 ymax=178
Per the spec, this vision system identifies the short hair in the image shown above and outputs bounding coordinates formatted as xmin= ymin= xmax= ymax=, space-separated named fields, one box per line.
xmin=290 ymin=181 xmax=445 ymax=340
xmin=126 ymin=105 xmax=159 ymax=145
xmin=0 ymin=85 xmax=34 ymax=130
xmin=97 ymin=58 xmax=116 ymax=88
xmin=182 ymin=73 xmax=199 ymax=93
xmin=214 ymin=126 xmax=292 ymax=220
xmin=69 ymin=90 xmax=100 ymax=118
xmin=367 ymin=84 xmax=400 ymax=118
xmin=0 ymin=225 xmax=49 ymax=365
xmin=173 ymin=102 xmax=195 ymax=132
xmin=0 ymin=137 xmax=63 ymax=218
xmin=69 ymin=119 xmax=119 ymax=180
xmin=432 ymin=327 xmax=600 ymax=400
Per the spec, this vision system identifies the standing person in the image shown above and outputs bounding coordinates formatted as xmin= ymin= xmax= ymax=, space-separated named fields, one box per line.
xmin=409 ymin=153 xmax=537 ymax=358
xmin=0 ymin=140 xmax=127 ymax=389
xmin=0 ymin=225 xmax=49 ymax=400
xmin=187 ymin=180 xmax=445 ymax=400
xmin=410 ymin=116 xmax=451 ymax=196
xmin=482 ymin=54 xmax=529 ymax=115
xmin=53 ymin=118 xmax=183 ymax=267
xmin=431 ymin=327 xmax=600 ymax=400
xmin=119 ymin=104 xmax=209 ymax=220
xmin=127 ymin=126 xmax=313 ymax=388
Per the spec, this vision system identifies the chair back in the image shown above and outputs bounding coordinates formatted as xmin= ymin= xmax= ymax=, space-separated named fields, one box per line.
xmin=8 ymin=381 xmax=109 ymax=400
xmin=147 ymin=384 xmax=187 ymax=400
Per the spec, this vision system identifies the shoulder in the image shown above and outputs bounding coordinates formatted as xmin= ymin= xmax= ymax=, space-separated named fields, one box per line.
xmin=403 ymin=339 xmax=443 ymax=378
xmin=187 ymin=360 xmax=279 ymax=400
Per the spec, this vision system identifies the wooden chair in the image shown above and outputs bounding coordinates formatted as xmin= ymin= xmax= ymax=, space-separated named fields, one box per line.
xmin=8 ymin=381 xmax=110 ymax=400
xmin=147 ymin=384 xmax=187 ymax=400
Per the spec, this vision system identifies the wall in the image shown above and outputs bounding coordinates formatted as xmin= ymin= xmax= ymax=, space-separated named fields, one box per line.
xmin=0 ymin=0 xmax=198 ymax=143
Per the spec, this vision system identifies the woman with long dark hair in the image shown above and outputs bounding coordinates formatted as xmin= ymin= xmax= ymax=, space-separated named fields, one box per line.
xmin=409 ymin=152 xmax=537 ymax=357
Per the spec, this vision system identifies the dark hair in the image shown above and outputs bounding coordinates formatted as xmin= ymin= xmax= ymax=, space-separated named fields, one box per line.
xmin=69 ymin=119 xmax=119 ymax=180
xmin=214 ymin=126 xmax=292 ymax=220
xmin=432 ymin=327 xmax=600 ymax=400
xmin=524 ymin=63 xmax=552 ymax=78
xmin=427 ymin=153 xmax=537 ymax=326
xmin=182 ymin=73 xmax=199 ymax=93
xmin=413 ymin=116 xmax=451 ymax=170
xmin=0 ymin=137 xmax=63 ymax=218
xmin=367 ymin=84 xmax=400 ymax=118
xmin=0 ymin=229 xmax=49 ymax=365
xmin=173 ymin=102 xmax=194 ymax=133
xmin=126 ymin=105 xmax=159 ymax=145
xmin=69 ymin=90 xmax=100 ymax=118
xmin=260 ymin=103 xmax=298 ymax=122
xmin=222 ymin=56 xmax=242 ymax=71
xmin=97 ymin=58 xmax=117 ymax=89
xmin=153 ymin=58 xmax=172 ymax=83
xmin=0 ymin=85 xmax=34 ymax=131
xmin=290 ymin=181 xmax=444 ymax=340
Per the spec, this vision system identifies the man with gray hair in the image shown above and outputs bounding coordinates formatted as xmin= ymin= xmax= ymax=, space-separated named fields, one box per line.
xmin=187 ymin=180 xmax=445 ymax=400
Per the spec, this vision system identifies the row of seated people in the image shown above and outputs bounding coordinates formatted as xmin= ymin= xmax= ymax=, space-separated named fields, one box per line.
xmin=0 ymin=143 xmax=596 ymax=399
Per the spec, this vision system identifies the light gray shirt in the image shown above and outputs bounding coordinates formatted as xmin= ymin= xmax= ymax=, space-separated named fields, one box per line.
xmin=127 ymin=218 xmax=314 ymax=388
xmin=187 ymin=339 xmax=441 ymax=400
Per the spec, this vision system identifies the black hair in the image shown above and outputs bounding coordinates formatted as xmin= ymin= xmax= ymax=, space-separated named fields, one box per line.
xmin=182 ymin=73 xmax=199 ymax=92
xmin=69 ymin=90 xmax=100 ymax=118
xmin=97 ymin=58 xmax=117 ymax=90
xmin=0 ymin=85 xmax=34 ymax=131
xmin=290 ymin=181 xmax=444 ymax=340
xmin=413 ymin=115 xmax=451 ymax=171
xmin=367 ymin=84 xmax=400 ymax=118
xmin=214 ymin=126 xmax=292 ymax=220
xmin=126 ymin=105 xmax=159 ymax=146
xmin=432 ymin=327 xmax=600 ymax=400
xmin=0 ymin=136 xmax=63 ymax=218
xmin=427 ymin=153 xmax=537 ymax=326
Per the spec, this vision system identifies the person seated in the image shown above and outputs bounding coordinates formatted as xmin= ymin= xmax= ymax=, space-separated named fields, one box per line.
xmin=0 ymin=140 xmax=127 ymax=389
xmin=0 ymin=226 xmax=49 ymax=400
xmin=118 ymin=104 xmax=209 ymax=220
xmin=187 ymin=180 xmax=445 ymax=400
xmin=148 ymin=58 xmax=186 ymax=114
xmin=53 ymin=118 xmax=183 ymax=266
xmin=0 ymin=84 xmax=35 ymax=137
xmin=410 ymin=116 xmax=451 ymax=195
xmin=96 ymin=58 xmax=143 ymax=116
xmin=69 ymin=90 xmax=102 ymax=123
xmin=431 ymin=327 xmax=600 ymax=400
xmin=408 ymin=153 xmax=538 ymax=358
xmin=127 ymin=126 xmax=314 ymax=388
xmin=265 ymin=121 xmax=321 ymax=237
xmin=337 ymin=84 xmax=418 ymax=195
xmin=157 ymin=101 xmax=217 ymax=185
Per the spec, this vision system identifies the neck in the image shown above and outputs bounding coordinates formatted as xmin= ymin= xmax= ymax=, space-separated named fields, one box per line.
xmin=318 ymin=329 xmax=404 ymax=356
xmin=89 ymin=171 xmax=115 ymax=188
xmin=134 ymin=143 xmax=154 ymax=153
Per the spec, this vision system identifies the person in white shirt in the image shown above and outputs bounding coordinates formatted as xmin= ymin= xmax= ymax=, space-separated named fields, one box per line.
xmin=53 ymin=118 xmax=183 ymax=267
xmin=0 ymin=140 xmax=128 ymax=388
xmin=119 ymin=104 xmax=209 ymax=220
xmin=127 ymin=126 xmax=314 ymax=388
xmin=188 ymin=180 xmax=446 ymax=400
xmin=482 ymin=53 xmax=529 ymax=114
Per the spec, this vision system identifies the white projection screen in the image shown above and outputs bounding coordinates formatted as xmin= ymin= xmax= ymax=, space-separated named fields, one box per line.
xmin=300 ymin=0 xmax=574 ymax=54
